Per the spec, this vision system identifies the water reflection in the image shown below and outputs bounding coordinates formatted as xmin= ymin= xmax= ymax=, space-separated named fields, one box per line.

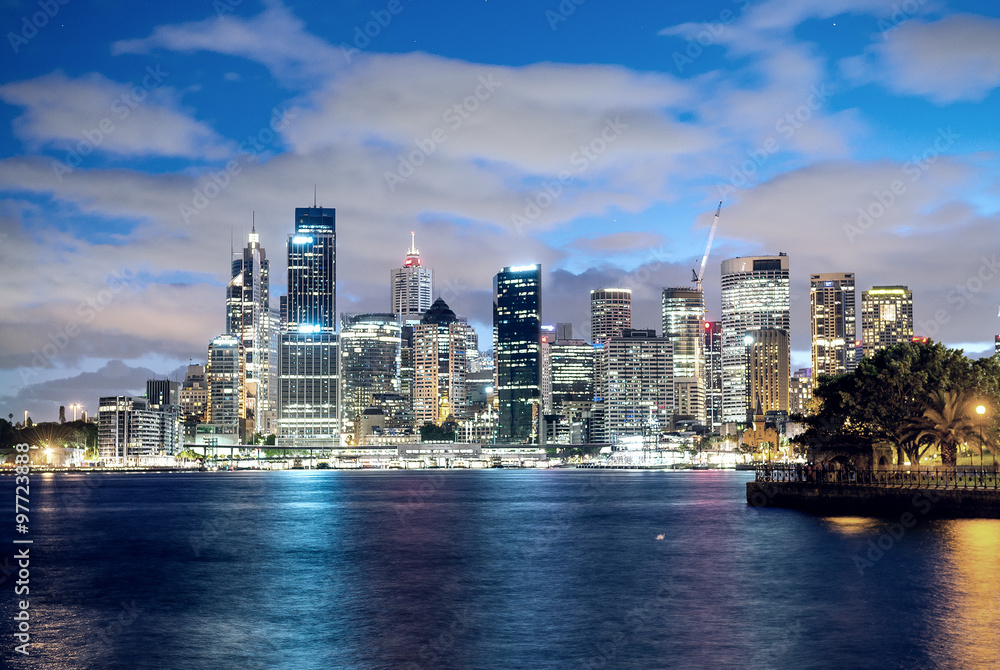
xmin=820 ymin=516 xmax=883 ymax=535
xmin=934 ymin=520 xmax=1000 ymax=669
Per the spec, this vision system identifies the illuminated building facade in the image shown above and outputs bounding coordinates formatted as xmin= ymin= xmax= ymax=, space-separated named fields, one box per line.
xmin=745 ymin=327 xmax=789 ymax=417
xmin=861 ymin=285 xmax=913 ymax=357
xmin=207 ymin=334 xmax=246 ymax=439
xmin=702 ymin=320 xmax=723 ymax=433
xmin=390 ymin=232 xmax=433 ymax=324
xmin=662 ymin=287 xmax=706 ymax=424
xmin=601 ymin=329 xmax=673 ymax=443
xmin=810 ymin=272 xmax=856 ymax=384
xmin=590 ymin=288 xmax=631 ymax=344
xmin=339 ymin=313 xmax=402 ymax=440
xmin=721 ymin=254 xmax=790 ymax=424
xmin=494 ymin=264 xmax=541 ymax=443
xmin=278 ymin=206 xmax=339 ymax=445
xmin=413 ymin=298 xmax=474 ymax=427
xmin=226 ymin=225 xmax=273 ymax=434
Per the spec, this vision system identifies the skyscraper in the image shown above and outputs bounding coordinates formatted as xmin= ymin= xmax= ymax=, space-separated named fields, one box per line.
xmin=339 ymin=313 xmax=402 ymax=441
xmin=702 ymin=320 xmax=723 ymax=433
xmin=861 ymin=286 xmax=913 ymax=357
xmin=226 ymin=225 xmax=272 ymax=434
xmin=721 ymin=254 xmax=790 ymax=424
xmin=662 ymin=287 xmax=706 ymax=424
xmin=810 ymin=273 xmax=856 ymax=384
xmin=601 ymin=329 xmax=673 ymax=443
xmin=278 ymin=206 xmax=339 ymax=446
xmin=391 ymin=231 xmax=433 ymax=324
xmin=207 ymin=334 xmax=245 ymax=437
xmin=590 ymin=288 xmax=631 ymax=344
xmin=413 ymin=298 xmax=474 ymax=427
xmin=494 ymin=265 xmax=541 ymax=443
xmin=745 ymin=327 xmax=789 ymax=415
xmin=146 ymin=379 xmax=182 ymax=455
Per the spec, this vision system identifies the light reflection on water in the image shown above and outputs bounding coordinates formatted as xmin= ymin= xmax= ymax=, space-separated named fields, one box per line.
xmin=3 ymin=470 xmax=999 ymax=669
xmin=935 ymin=519 xmax=1000 ymax=669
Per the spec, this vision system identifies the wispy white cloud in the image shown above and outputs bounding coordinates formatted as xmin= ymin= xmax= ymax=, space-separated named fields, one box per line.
xmin=840 ymin=13 xmax=1000 ymax=103
xmin=0 ymin=72 xmax=232 ymax=160
xmin=111 ymin=0 xmax=341 ymax=86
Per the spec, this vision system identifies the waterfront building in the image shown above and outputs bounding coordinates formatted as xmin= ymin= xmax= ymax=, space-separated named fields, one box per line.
xmin=97 ymin=396 xmax=163 ymax=461
xmin=662 ymin=287 xmax=706 ymax=424
xmin=146 ymin=379 xmax=182 ymax=455
xmin=861 ymin=286 xmax=913 ymax=357
xmin=277 ymin=206 xmax=339 ymax=446
xmin=390 ymin=231 xmax=433 ymax=325
xmin=721 ymin=254 xmax=790 ymax=424
xmin=206 ymin=334 xmax=246 ymax=440
xmin=179 ymin=364 xmax=207 ymax=440
xmin=494 ymin=264 xmax=541 ymax=443
xmin=412 ymin=298 xmax=474 ymax=427
xmin=590 ymin=288 xmax=631 ymax=344
xmin=339 ymin=313 xmax=402 ymax=442
xmin=745 ymin=328 xmax=789 ymax=416
xmin=702 ymin=320 xmax=723 ymax=433
xmin=601 ymin=329 xmax=673 ymax=444
xmin=226 ymin=225 xmax=273 ymax=434
xmin=810 ymin=273 xmax=856 ymax=384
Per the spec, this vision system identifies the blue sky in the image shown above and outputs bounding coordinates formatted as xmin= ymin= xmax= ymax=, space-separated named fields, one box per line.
xmin=2 ymin=0 xmax=1000 ymax=420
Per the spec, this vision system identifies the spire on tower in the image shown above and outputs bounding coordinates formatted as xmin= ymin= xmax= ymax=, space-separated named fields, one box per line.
xmin=403 ymin=231 xmax=422 ymax=267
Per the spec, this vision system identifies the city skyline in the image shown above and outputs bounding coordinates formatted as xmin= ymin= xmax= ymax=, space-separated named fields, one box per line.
xmin=3 ymin=0 xmax=1000 ymax=420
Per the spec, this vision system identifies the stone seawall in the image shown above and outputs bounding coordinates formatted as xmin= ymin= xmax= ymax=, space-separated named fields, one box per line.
xmin=747 ymin=481 xmax=1000 ymax=519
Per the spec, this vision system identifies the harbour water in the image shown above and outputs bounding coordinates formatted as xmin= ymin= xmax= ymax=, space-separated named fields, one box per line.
xmin=4 ymin=470 xmax=999 ymax=669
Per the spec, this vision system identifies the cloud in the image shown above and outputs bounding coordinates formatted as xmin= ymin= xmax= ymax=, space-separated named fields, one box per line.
xmin=0 ymin=72 xmax=232 ymax=160
xmin=111 ymin=0 xmax=340 ymax=86
xmin=840 ymin=14 xmax=1000 ymax=103
xmin=0 ymin=360 xmax=187 ymax=423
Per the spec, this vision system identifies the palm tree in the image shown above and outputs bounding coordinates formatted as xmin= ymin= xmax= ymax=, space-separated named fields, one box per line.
xmin=900 ymin=390 xmax=980 ymax=467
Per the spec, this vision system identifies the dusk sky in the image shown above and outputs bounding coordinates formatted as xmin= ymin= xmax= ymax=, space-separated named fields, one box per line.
xmin=2 ymin=0 xmax=999 ymax=421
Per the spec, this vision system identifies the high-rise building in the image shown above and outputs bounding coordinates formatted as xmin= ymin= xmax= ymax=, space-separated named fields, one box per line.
xmin=179 ymin=364 xmax=207 ymax=433
xmin=146 ymin=379 xmax=180 ymax=407
xmin=590 ymin=288 xmax=631 ymax=344
xmin=995 ymin=335 xmax=1000 ymax=357
xmin=721 ymin=254 xmax=790 ymax=424
xmin=98 ymin=396 xmax=163 ymax=461
xmin=339 ymin=313 xmax=402 ymax=441
xmin=745 ymin=328 xmax=789 ymax=415
xmin=540 ymin=326 xmax=555 ymax=413
xmin=146 ymin=379 xmax=182 ymax=454
xmin=391 ymin=231 xmax=433 ymax=325
xmin=601 ymin=329 xmax=673 ymax=444
xmin=810 ymin=273 xmax=856 ymax=384
xmin=861 ymin=286 xmax=913 ymax=357
xmin=662 ymin=287 xmax=706 ymax=424
xmin=702 ymin=321 xmax=723 ymax=433
xmin=789 ymin=368 xmax=813 ymax=416
xmin=207 ymin=334 xmax=245 ymax=439
xmin=226 ymin=225 xmax=272 ymax=434
xmin=494 ymin=264 xmax=541 ymax=443
xmin=278 ymin=206 xmax=339 ymax=446
xmin=413 ymin=298 xmax=474 ymax=427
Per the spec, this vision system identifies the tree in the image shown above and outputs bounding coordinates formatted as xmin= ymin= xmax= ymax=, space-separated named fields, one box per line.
xmin=794 ymin=341 xmax=1000 ymax=461
xmin=900 ymin=390 xmax=980 ymax=466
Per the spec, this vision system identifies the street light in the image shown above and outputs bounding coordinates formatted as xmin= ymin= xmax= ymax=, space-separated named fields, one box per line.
xmin=976 ymin=405 xmax=986 ymax=469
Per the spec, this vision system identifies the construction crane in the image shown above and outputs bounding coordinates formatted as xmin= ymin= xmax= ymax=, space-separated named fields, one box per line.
xmin=691 ymin=201 xmax=722 ymax=291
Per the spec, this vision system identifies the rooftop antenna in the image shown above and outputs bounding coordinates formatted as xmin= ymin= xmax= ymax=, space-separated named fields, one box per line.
xmin=314 ymin=184 xmax=317 ymax=208
xmin=691 ymin=201 xmax=722 ymax=291
xmin=409 ymin=230 xmax=418 ymax=255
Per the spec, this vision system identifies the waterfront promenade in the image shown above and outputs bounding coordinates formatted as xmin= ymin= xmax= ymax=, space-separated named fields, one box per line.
xmin=748 ymin=463 xmax=1000 ymax=518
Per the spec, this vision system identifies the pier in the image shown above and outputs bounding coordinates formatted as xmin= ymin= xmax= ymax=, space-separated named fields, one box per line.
xmin=747 ymin=464 xmax=1000 ymax=518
